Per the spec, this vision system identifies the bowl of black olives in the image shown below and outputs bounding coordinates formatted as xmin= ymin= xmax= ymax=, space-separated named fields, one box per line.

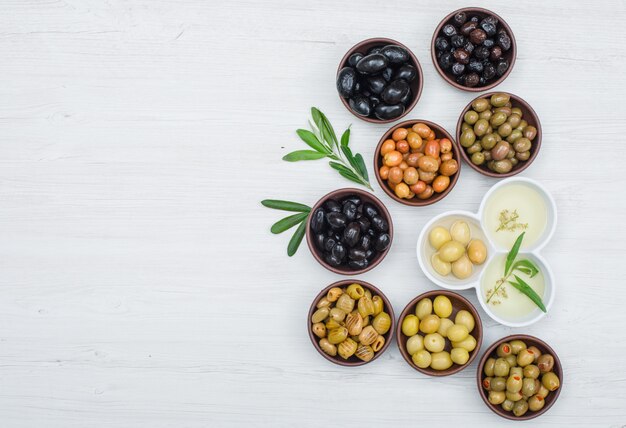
xmin=305 ymin=188 xmax=393 ymax=274
xmin=336 ymin=38 xmax=423 ymax=123
xmin=431 ymin=7 xmax=516 ymax=91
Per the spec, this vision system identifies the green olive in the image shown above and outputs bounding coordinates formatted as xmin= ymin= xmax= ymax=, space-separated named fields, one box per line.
xmin=507 ymin=114 xmax=522 ymax=128
xmin=522 ymin=377 xmax=538 ymax=396
xmin=506 ymin=390 xmax=523 ymax=402
xmin=471 ymin=151 xmax=485 ymax=165
xmin=467 ymin=142 xmax=482 ymax=154
xmin=490 ymin=377 xmax=506 ymax=392
xmin=506 ymin=374 xmax=523 ymax=393
xmin=523 ymin=125 xmax=538 ymax=140
xmin=497 ymin=122 xmax=513 ymax=137
xmin=528 ymin=395 xmax=545 ymax=412
xmin=542 ymin=372 xmax=560 ymax=391
xmin=461 ymin=122 xmax=472 ymax=132
xmin=510 ymin=367 xmax=523 ymax=378
xmin=490 ymin=112 xmax=508 ymax=127
xmin=483 ymin=150 xmax=492 ymax=161
xmin=430 ymin=351 xmax=453 ymax=371
xmin=494 ymin=358 xmax=510 ymax=377
xmin=506 ymin=148 xmax=516 ymax=159
xmin=511 ymin=107 xmax=522 ymax=116
xmin=490 ymin=93 xmax=510 ymax=107
xmin=517 ymin=349 xmax=536 ymax=367
xmin=479 ymin=110 xmax=492 ymax=120
xmin=319 ymin=338 xmax=337 ymax=356
xmin=496 ymin=342 xmax=513 ymax=357
xmin=509 ymin=340 xmax=527 ymax=355
xmin=406 ymin=334 xmax=424 ymax=355
xmin=311 ymin=307 xmax=330 ymax=323
xmin=501 ymin=399 xmax=515 ymax=412
xmin=438 ymin=240 xmax=466 ymax=263
xmin=537 ymin=354 xmax=555 ymax=373
xmin=527 ymin=346 xmax=542 ymax=362
xmin=512 ymin=399 xmax=529 ymax=416
xmin=482 ymin=376 xmax=493 ymax=390
xmin=412 ymin=349 xmax=432 ymax=368
xmin=494 ymin=106 xmax=512 ymax=116
xmin=517 ymin=120 xmax=528 ymax=131
xmin=505 ymin=354 xmax=518 ymax=368
xmin=328 ymin=326 xmax=348 ymax=344
xmin=491 ymin=140 xmax=511 ymax=161
xmin=492 ymin=159 xmax=513 ymax=174
xmin=401 ymin=314 xmax=419 ymax=336
xmin=513 ymin=137 xmax=532 ymax=153
xmin=537 ymin=384 xmax=549 ymax=398
xmin=460 ymin=129 xmax=476 ymax=147
xmin=488 ymin=390 xmax=506 ymax=405
xmin=510 ymin=158 xmax=519 ymax=166
xmin=516 ymin=150 xmax=530 ymax=161
xmin=484 ymin=357 xmax=496 ymax=377
xmin=472 ymin=98 xmax=490 ymax=112
xmin=464 ymin=110 xmax=479 ymax=124
xmin=523 ymin=364 xmax=540 ymax=379
xmin=481 ymin=133 xmax=497 ymax=150
xmin=474 ymin=119 xmax=489 ymax=137
xmin=415 ymin=297 xmax=433 ymax=319
xmin=506 ymin=129 xmax=522 ymax=143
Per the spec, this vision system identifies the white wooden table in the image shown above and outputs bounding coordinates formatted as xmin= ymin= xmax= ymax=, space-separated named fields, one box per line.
xmin=1 ymin=1 xmax=625 ymax=426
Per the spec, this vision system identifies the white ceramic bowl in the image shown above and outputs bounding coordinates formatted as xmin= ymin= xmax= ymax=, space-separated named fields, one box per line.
xmin=417 ymin=177 xmax=557 ymax=327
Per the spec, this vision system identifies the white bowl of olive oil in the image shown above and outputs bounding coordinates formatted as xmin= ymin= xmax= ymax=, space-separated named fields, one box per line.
xmin=417 ymin=177 xmax=557 ymax=327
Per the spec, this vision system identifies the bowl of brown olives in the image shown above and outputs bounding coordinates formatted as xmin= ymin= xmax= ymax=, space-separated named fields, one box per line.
xmin=309 ymin=280 xmax=395 ymax=366
xmin=431 ymin=7 xmax=516 ymax=91
xmin=477 ymin=335 xmax=563 ymax=420
xmin=337 ymin=38 xmax=423 ymax=123
xmin=305 ymin=188 xmax=393 ymax=275
xmin=457 ymin=92 xmax=542 ymax=177
xmin=396 ymin=290 xmax=483 ymax=376
xmin=374 ymin=120 xmax=461 ymax=206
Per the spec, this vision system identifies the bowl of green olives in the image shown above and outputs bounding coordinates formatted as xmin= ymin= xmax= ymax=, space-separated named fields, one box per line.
xmin=396 ymin=290 xmax=482 ymax=376
xmin=477 ymin=335 xmax=563 ymax=420
xmin=308 ymin=280 xmax=395 ymax=366
xmin=456 ymin=92 xmax=542 ymax=177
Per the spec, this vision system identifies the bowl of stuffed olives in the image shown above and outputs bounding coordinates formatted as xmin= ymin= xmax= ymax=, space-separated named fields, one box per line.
xmin=477 ymin=335 xmax=563 ymax=420
xmin=308 ymin=280 xmax=395 ymax=366
xmin=396 ymin=290 xmax=483 ymax=376
xmin=305 ymin=188 xmax=393 ymax=275
xmin=457 ymin=92 xmax=542 ymax=177
xmin=337 ymin=38 xmax=423 ymax=123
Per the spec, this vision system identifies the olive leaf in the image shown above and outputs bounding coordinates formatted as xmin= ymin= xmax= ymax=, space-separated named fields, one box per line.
xmin=354 ymin=153 xmax=369 ymax=181
xmin=262 ymin=199 xmax=311 ymax=256
xmin=270 ymin=212 xmax=309 ymax=234
xmin=287 ymin=220 xmax=307 ymax=257
xmin=340 ymin=128 xmax=350 ymax=147
xmin=511 ymin=259 xmax=539 ymax=278
xmin=296 ymin=129 xmax=330 ymax=154
xmin=261 ymin=199 xmax=311 ymax=212
xmin=509 ymin=275 xmax=547 ymax=312
xmin=282 ymin=150 xmax=328 ymax=162
xmin=505 ymin=232 xmax=525 ymax=276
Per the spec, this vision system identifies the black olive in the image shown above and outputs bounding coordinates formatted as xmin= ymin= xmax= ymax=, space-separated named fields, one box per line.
xmin=357 ymin=216 xmax=370 ymax=233
xmin=356 ymin=53 xmax=389 ymax=74
xmin=326 ymin=211 xmax=347 ymax=229
xmin=496 ymin=32 xmax=511 ymax=51
xmin=348 ymin=95 xmax=372 ymax=117
xmin=365 ymin=249 xmax=375 ymax=260
xmin=464 ymin=41 xmax=475 ymax=53
xmin=342 ymin=195 xmax=361 ymax=206
xmin=374 ymin=233 xmax=391 ymax=252
xmin=343 ymin=222 xmax=361 ymax=247
xmin=382 ymin=67 xmax=393 ymax=82
xmin=434 ymin=37 xmax=450 ymax=52
xmin=470 ymin=15 xmax=480 ymax=22
xmin=479 ymin=76 xmax=487 ymax=86
xmin=381 ymin=79 xmax=409 ymax=104
xmin=361 ymin=88 xmax=372 ymax=98
xmin=399 ymin=88 xmax=412 ymax=106
xmin=482 ymin=15 xmax=499 ymax=26
xmin=310 ymin=208 xmax=326 ymax=233
xmin=451 ymin=34 xmax=466 ymax=48
xmin=467 ymin=59 xmax=483 ymax=73
xmin=483 ymin=63 xmax=497 ymax=80
xmin=439 ymin=52 xmax=454 ymax=70
xmin=371 ymin=215 xmax=388 ymax=232
xmin=315 ymin=233 xmax=325 ymax=250
xmin=483 ymin=38 xmax=495 ymax=48
xmin=451 ymin=62 xmax=465 ymax=76
xmin=465 ymin=72 xmax=480 ymax=87
xmin=336 ymin=67 xmax=357 ymax=98
xmin=490 ymin=46 xmax=503 ymax=62
xmin=453 ymin=48 xmax=470 ymax=65
xmin=323 ymin=236 xmax=336 ymax=252
xmin=368 ymin=46 xmax=383 ymax=55
xmin=496 ymin=59 xmax=509 ymax=76
xmin=442 ymin=24 xmax=457 ymax=37
xmin=367 ymin=228 xmax=376 ymax=237
xmin=334 ymin=233 xmax=342 ymax=242
xmin=380 ymin=44 xmax=409 ymax=64
xmin=362 ymin=203 xmax=378 ymax=219
xmin=369 ymin=95 xmax=381 ymax=107
xmin=324 ymin=199 xmax=341 ymax=212
xmin=474 ymin=46 xmax=490 ymax=60
xmin=453 ymin=11 xmax=467 ymax=26
xmin=325 ymin=253 xmax=342 ymax=267
xmin=367 ymin=75 xmax=387 ymax=94
xmin=332 ymin=242 xmax=346 ymax=260
xmin=349 ymin=248 xmax=367 ymax=261
xmin=460 ymin=21 xmax=478 ymax=36
xmin=348 ymin=52 xmax=364 ymax=67
xmin=469 ymin=28 xmax=487 ymax=45
xmin=348 ymin=259 xmax=368 ymax=270
xmin=374 ymin=103 xmax=404 ymax=120
xmin=359 ymin=234 xmax=371 ymax=251
xmin=480 ymin=17 xmax=498 ymax=36
xmin=342 ymin=201 xmax=357 ymax=221
xmin=455 ymin=74 xmax=466 ymax=86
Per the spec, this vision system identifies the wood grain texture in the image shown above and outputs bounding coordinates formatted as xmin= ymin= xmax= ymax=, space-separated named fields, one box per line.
xmin=0 ymin=0 xmax=625 ymax=426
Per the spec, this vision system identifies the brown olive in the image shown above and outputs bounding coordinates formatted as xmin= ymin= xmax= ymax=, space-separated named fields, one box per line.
xmin=403 ymin=167 xmax=419 ymax=185
xmin=537 ymin=354 xmax=555 ymax=373
xmin=523 ymin=126 xmax=537 ymax=140
xmin=407 ymin=132 xmax=423 ymax=150
xmin=409 ymin=181 xmax=426 ymax=195
xmin=388 ymin=166 xmax=403 ymax=184
xmin=384 ymin=150 xmax=403 ymax=167
xmin=392 ymin=127 xmax=408 ymax=141
xmin=381 ymin=139 xmax=396 ymax=155
xmin=417 ymin=185 xmax=434 ymax=199
xmin=406 ymin=152 xmax=421 ymax=167
xmin=439 ymin=159 xmax=458 ymax=176
xmin=417 ymin=155 xmax=439 ymax=173
xmin=424 ymin=141 xmax=441 ymax=158
xmin=491 ymin=141 xmax=511 ymax=161
xmin=432 ymin=175 xmax=450 ymax=193
xmin=395 ymin=182 xmax=410 ymax=199
xmin=418 ymin=169 xmax=436 ymax=183
xmin=379 ymin=165 xmax=390 ymax=180
xmin=396 ymin=140 xmax=410 ymax=154
xmin=412 ymin=123 xmax=431 ymax=138
xmin=440 ymin=138 xmax=452 ymax=154
xmin=492 ymin=159 xmax=513 ymax=174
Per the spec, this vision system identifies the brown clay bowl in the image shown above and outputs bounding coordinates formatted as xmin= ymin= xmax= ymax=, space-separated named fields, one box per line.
xmin=308 ymin=279 xmax=395 ymax=366
xmin=456 ymin=92 xmax=542 ymax=178
xmin=305 ymin=188 xmax=393 ymax=275
xmin=431 ymin=7 xmax=516 ymax=92
xmin=337 ymin=37 xmax=424 ymax=123
xmin=396 ymin=290 xmax=483 ymax=376
xmin=477 ymin=334 xmax=563 ymax=420
xmin=374 ymin=119 xmax=461 ymax=206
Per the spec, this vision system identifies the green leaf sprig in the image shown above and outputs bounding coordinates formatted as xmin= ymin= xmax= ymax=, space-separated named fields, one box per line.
xmin=261 ymin=199 xmax=311 ymax=256
xmin=485 ymin=232 xmax=547 ymax=312
xmin=283 ymin=107 xmax=372 ymax=190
